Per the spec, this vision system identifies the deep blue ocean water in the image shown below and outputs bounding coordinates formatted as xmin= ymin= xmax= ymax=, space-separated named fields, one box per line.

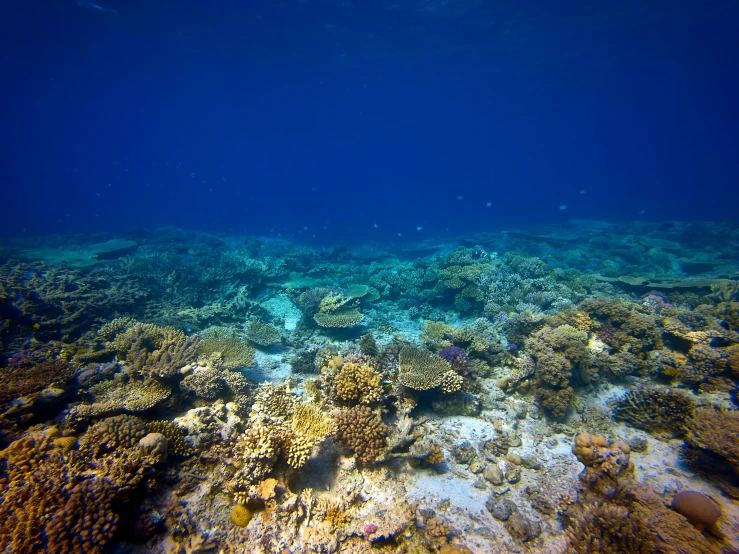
xmin=3 ymin=0 xmax=738 ymax=242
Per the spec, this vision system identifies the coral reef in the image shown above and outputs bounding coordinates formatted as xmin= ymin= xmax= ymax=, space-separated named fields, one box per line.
xmin=335 ymin=405 xmax=387 ymax=466
xmin=245 ymin=320 xmax=281 ymax=347
xmin=612 ymin=388 xmax=694 ymax=437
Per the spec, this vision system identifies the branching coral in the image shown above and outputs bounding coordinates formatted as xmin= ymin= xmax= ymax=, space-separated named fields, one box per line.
xmin=335 ymin=405 xmax=387 ymax=466
xmin=334 ymin=360 xmax=384 ymax=404
xmin=291 ymin=402 xmax=336 ymax=444
xmin=611 ymin=388 xmax=694 ymax=437
xmin=105 ymin=319 xmax=199 ymax=378
xmin=180 ymin=367 xmax=226 ymax=399
xmin=79 ymin=414 xmax=148 ymax=458
xmin=0 ymin=354 xmax=74 ymax=404
xmin=245 ymin=320 xmax=281 ymax=347
xmin=0 ymin=430 xmax=119 ymax=553
xmin=685 ymin=406 xmax=739 ymax=470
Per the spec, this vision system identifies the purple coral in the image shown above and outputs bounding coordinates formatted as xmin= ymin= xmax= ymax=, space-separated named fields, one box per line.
xmin=438 ymin=346 xmax=469 ymax=367
xmin=363 ymin=523 xmax=378 ymax=540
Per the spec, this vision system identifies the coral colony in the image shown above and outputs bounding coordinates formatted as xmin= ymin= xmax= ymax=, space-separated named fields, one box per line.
xmin=0 ymin=220 xmax=738 ymax=553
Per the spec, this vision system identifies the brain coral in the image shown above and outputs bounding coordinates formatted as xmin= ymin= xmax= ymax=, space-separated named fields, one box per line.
xmin=398 ymin=345 xmax=452 ymax=390
xmin=336 ymin=405 xmax=388 ymax=466
xmin=334 ymin=361 xmax=384 ymax=404
xmin=245 ymin=320 xmax=282 ymax=347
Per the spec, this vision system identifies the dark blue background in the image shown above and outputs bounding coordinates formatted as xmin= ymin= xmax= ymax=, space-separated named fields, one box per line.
xmin=2 ymin=0 xmax=738 ymax=241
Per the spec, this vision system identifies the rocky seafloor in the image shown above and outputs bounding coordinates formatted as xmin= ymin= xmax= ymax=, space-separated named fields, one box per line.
xmin=1 ymin=219 xmax=739 ymax=553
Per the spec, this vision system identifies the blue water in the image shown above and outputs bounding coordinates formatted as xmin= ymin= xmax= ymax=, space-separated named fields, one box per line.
xmin=3 ymin=0 xmax=738 ymax=241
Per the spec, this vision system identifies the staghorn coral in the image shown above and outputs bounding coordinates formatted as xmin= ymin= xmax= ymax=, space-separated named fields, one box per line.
xmin=335 ymin=405 xmax=388 ymax=466
xmin=245 ymin=320 xmax=281 ymax=347
xmin=334 ymin=360 xmax=384 ymax=404
xmin=197 ymin=327 xmax=255 ymax=370
xmin=611 ymin=388 xmax=694 ymax=437
xmin=0 ymin=430 xmax=119 ymax=554
xmin=313 ymin=307 xmax=364 ymax=328
xmin=109 ymin=320 xmax=199 ymax=378
xmin=398 ymin=345 xmax=452 ymax=390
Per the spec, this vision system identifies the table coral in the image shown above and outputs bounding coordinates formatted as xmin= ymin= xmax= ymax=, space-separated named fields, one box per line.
xmin=313 ymin=307 xmax=364 ymax=328
xmin=245 ymin=320 xmax=282 ymax=346
xmin=197 ymin=326 xmax=255 ymax=370
xmin=398 ymin=345 xmax=452 ymax=390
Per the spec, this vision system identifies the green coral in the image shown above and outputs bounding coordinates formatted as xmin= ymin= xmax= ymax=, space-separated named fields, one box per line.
xmin=245 ymin=320 xmax=282 ymax=347
xmin=314 ymin=308 xmax=364 ymax=328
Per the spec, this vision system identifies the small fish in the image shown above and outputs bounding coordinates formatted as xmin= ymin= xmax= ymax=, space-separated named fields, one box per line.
xmin=559 ymin=205 xmax=568 ymax=210
xmin=397 ymin=233 xmax=402 ymax=237
xmin=373 ymin=223 xmax=378 ymax=228
xmin=416 ymin=226 xmax=423 ymax=231
xmin=486 ymin=201 xmax=492 ymax=207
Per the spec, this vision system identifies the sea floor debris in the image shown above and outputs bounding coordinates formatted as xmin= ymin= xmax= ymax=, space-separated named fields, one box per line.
xmin=1 ymin=220 xmax=738 ymax=553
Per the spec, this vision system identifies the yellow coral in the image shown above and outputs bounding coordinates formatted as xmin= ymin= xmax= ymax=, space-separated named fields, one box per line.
xmin=230 ymin=505 xmax=253 ymax=527
xmin=440 ymin=370 xmax=464 ymax=394
xmin=334 ymin=361 xmax=383 ymax=404
xmin=291 ymin=402 xmax=336 ymax=444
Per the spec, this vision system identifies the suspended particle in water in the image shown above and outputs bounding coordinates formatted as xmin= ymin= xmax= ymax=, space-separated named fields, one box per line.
xmin=486 ymin=201 xmax=492 ymax=207
xmin=416 ymin=226 xmax=423 ymax=231
xmin=579 ymin=189 xmax=586 ymax=194
xmin=559 ymin=205 xmax=568 ymax=210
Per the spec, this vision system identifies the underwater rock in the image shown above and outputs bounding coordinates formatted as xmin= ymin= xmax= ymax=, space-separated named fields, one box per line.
xmin=486 ymin=496 xmax=517 ymax=521
xmin=671 ymin=491 xmax=722 ymax=533
xmin=483 ymin=463 xmax=504 ymax=485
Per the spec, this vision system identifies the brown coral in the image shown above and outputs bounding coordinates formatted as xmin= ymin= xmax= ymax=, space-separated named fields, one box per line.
xmin=685 ymin=406 xmax=739 ymax=469
xmin=146 ymin=420 xmax=194 ymax=457
xmin=335 ymin=405 xmax=387 ymax=466
xmin=0 ymin=357 xmax=74 ymax=404
xmin=334 ymin=361 xmax=384 ymax=404
xmin=398 ymin=345 xmax=451 ymax=391
xmin=313 ymin=308 xmax=364 ymax=328
xmin=612 ymin=388 xmax=694 ymax=437
xmin=0 ymin=431 xmax=119 ymax=553
xmin=197 ymin=327 xmax=255 ymax=370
